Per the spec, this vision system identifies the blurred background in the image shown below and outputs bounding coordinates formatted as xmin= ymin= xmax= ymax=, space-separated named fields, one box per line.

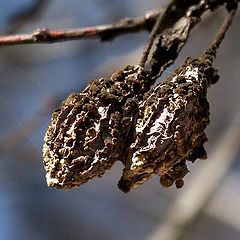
xmin=0 ymin=1 xmax=240 ymax=240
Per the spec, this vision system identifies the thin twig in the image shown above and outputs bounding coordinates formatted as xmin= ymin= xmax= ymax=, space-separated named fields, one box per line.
xmin=0 ymin=10 xmax=160 ymax=46
xmin=0 ymin=0 xmax=234 ymax=47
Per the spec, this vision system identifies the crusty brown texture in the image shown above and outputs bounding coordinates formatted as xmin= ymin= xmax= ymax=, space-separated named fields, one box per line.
xmin=118 ymin=58 xmax=219 ymax=192
xmin=43 ymin=58 xmax=218 ymax=192
xmin=43 ymin=65 xmax=151 ymax=189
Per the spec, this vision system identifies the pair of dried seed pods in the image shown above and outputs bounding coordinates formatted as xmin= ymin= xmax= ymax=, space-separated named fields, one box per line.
xmin=43 ymin=6 xmax=236 ymax=192
xmin=43 ymin=56 xmax=218 ymax=192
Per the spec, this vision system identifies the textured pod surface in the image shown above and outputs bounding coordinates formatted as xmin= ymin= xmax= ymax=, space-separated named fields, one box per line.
xmin=118 ymin=58 xmax=219 ymax=192
xmin=43 ymin=65 xmax=151 ymax=189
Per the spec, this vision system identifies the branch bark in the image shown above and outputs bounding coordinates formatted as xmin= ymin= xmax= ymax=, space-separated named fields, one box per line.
xmin=0 ymin=0 xmax=236 ymax=47
xmin=0 ymin=10 xmax=160 ymax=46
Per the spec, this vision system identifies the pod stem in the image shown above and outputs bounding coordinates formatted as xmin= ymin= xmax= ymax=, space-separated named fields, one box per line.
xmin=139 ymin=3 xmax=171 ymax=68
xmin=201 ymin=7 xmax=237 ymax=65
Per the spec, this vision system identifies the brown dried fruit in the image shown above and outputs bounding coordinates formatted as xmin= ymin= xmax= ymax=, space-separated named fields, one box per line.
xmin=118 ymin=58 xmax=218 ymax=192
xmin=42 ymin=6 xmax=236 ymax=193
xmin=43 ymin=65 xmax=151 ymax=190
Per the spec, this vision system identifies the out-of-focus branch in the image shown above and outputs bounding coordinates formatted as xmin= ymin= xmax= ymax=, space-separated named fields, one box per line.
xmin=7 ymin=0 xmax=50 ymax=34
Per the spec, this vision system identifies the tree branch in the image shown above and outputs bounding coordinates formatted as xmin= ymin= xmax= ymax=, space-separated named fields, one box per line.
xmin=0 ymin=10 xmax=160 ymax=46
xmin=0 ymin=0 xmax=236 ymax=47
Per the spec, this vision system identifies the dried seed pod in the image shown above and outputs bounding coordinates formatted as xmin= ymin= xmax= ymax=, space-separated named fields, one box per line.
xmin=118 ymin=58 xmax=219 ymax=192
xmin=43 ymin=6 xmax=236 ymax=193
xmin=43 ymin=65 xmax=151 ymax=190
xmin=117 ymin=8 xmax=235 ymax=192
